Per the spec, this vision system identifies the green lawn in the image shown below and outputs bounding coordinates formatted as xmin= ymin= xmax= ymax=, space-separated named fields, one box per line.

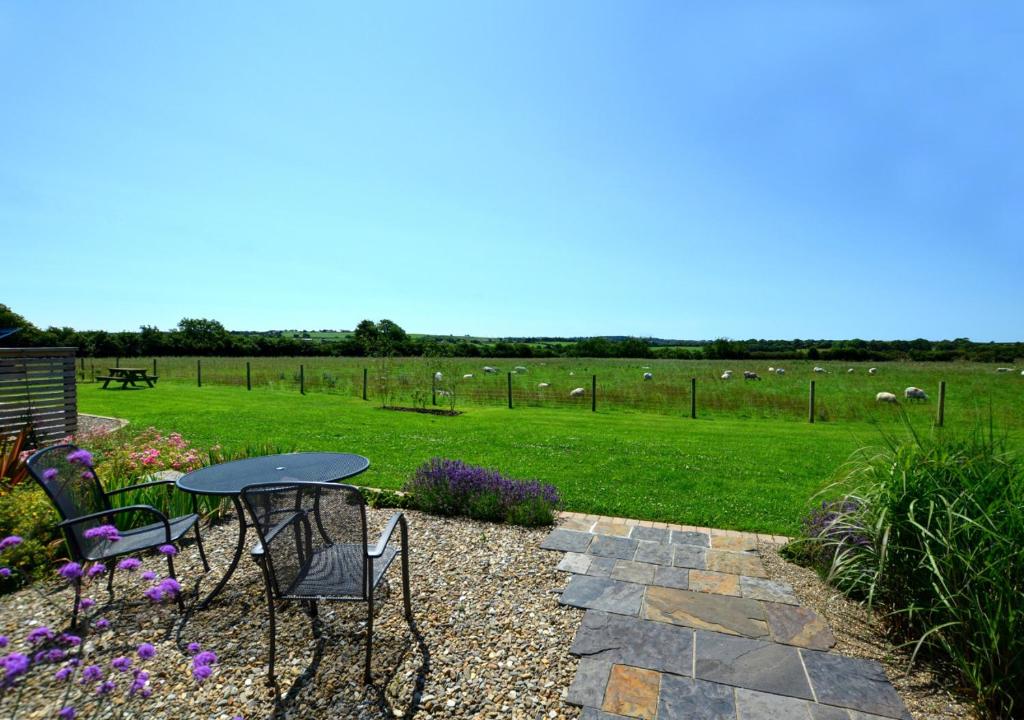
xmin=80 ymin=382 xmax=947 ymax=535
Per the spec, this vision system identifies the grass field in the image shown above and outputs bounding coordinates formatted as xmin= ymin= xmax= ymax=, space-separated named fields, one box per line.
xmin=76 ymin=374 xmax=1021 ymax=536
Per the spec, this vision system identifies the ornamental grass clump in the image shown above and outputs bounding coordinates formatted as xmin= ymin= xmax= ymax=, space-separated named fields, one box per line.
xmin=787 ymin=424 xmax=1024 ymax=718
xmin=404 ymin=458 xmax=560 ymax=526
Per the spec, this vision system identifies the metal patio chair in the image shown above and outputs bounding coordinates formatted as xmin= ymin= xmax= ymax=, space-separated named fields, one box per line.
xmin=26 ymin=444 xmax=210 ymax=626
xmin=240 ymin=481 xmax=412 ymax=686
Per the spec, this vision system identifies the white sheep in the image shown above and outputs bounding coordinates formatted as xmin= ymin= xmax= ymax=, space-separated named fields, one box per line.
xmin=483 ymin=366 xmax=497 ymax=374
xmin=463 ymin=373 xmax=474 ymax=379
xmin=721 ymin=370 xmax=733 ymax=380
xmin=813 ymin=366 xmax=827 ymax=374
xmin=1021 ymin=370 xmax=1024 ymax=377
xmin=997 ymin=367 xmax=1013 ymax=373
xmin=743 ymin=371 xmax=761 ymax=381
xmin=514 ymin=366 xmax=527 ymax=372
xmin=775 ymin=368 xmax=785 ymax=375
xmin=905 ymin=386 xmax=928 ymax=401
xmin=643 ymin=372 xmax=653 ymax=381
xmin=569 ymin=371 xmax=575 ymax=376
xmin=570 ymin=387 xmax=585 ymax=398
xmin=847 ymin=368 xmax=855 ymax=373
xmin=876 ymin=391 xmax=898 ymax=403
xmin=768 ymin=367 xmax=775 ymax=373
xmin=537 ymin=382 xmax=550 ymax=388
xmin=434 ymin=371 xmax=443 ymax=382
xmin=868 ymin=367 xmax=878 ymax=375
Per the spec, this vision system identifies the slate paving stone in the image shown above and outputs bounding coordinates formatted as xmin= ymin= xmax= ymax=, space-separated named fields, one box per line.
xmin=644 ymin=586 xmax=769 ymax=638
xmin=670 ymin=530 xmax=711 ymax=548
xmin=764 ymin=603 xmax=836 ymax=650
xmin=739 ymin=576 xmax=799 ymax=605
xmin=802 ymin=650 xmax=911 ymax=719
xmin=658 ymin=676 xmax=736 ymax=720
xmin=594 ymin=520 xmax=634 ymax=537
xmin=561 ymin=516 xmax=597 ymax=532
xmin=711 ymin=535 xmax=757 ymax=552
xmin=602 ymin=664 xmax=661 ymax=719
xmin=590 ymin=535 xmax=640 ymax=560
xmin=688 ymin=570 xmax=741 ymax=597
xmin=571 ymin=610 xmax=694 ymax=676
xmin=541 ymin=529 xmax=594 ymax=553
xmin=560 ymin=575 xmax=645 ymax=616
xmin=707 ymin=550 xmax=769 ymax=578
xmin=652 ymin=566 xmax=689 ymax=591
xmin=735 ymin=688 xmax=814 ymax=719
xmin=631 ymin=526 xmax=671 ymax=544
xmin=557 ymin=552 xmax=593 ymax=574
xmin=566 ymin=658 xmax=613 ymax=707
xmin=810 ymin=704 xmax=856 ymax=720
xmin=586 ymin=556 xmax=617 ymax=578
xmin=611 ymin=559 xmax=657 ymax=585
xmin=672 ymin=545 xmax=708 ymax=570
xmin=695 ymin=630 xmax=813 ymax=700
xmin=580 ymin=708 xmax=632 ymax=720
xmin=634 ymin=540 xmax=675 ymax=566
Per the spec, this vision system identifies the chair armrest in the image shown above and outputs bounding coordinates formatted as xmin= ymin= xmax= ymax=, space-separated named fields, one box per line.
xmin=58 ymin=505 xmax=173 ymax=543
xmin=369 ymin=512 xmax=406 ymax=559
xmin=105 ymin=479 xmax=179 ymax=496
xmin=250 ymin=511 xmax=306 ymax=557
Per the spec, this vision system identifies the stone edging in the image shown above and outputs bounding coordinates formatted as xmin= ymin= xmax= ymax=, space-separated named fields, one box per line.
xmin=557 ymin=510 xmax=791 ymax=547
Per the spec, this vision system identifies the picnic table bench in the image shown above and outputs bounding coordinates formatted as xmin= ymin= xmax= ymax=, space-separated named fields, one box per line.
xmin=97 ymin=367 xmax=158 ymax=389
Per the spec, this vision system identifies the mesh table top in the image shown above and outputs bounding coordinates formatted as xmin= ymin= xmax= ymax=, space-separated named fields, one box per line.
xmin=176 ymin=452 xmax=370 ymax=496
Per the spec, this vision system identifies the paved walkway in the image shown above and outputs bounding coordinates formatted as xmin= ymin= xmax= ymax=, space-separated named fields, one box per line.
xmin=542 ymin=513 xmax=911 ymax=720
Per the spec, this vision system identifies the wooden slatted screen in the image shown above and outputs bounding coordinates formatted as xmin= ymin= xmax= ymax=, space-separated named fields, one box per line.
xmin=0 ymin=347 xmax=78 ymax=443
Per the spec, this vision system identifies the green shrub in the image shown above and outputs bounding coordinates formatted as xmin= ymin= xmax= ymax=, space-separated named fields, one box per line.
xmin=0 ymin=485 xmax=64 ymax=592
xmin=791 ymin=424 xmax=1023 ymax=718
xmin=466 ymin=491 xmax=504 ymax=522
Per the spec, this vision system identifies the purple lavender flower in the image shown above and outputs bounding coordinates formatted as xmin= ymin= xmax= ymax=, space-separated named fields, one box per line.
xmin=27 ymin=626 xmax=54 ymax=644
xmin=136 ymin=643 xmax=156 ymax=660
xmin=157 ymin=544 xmax=177 ymax=556
xmin=192 ymin=663 xmax=212 ymax=682
xmin=0 ymin=636 xmax=7 ymax=648
xmin=0 ymin=568 xmax=10 ymax=578
xmin=96 ymin=680 xmax=115 ymax=695
xmin=117 ymin=557 xmax=142 ymax=571
xmin=129 ymin=669 xmax=149 ymax=696
xmin=58 ymin=707 xmax=76 ymax=720
xmin=0 ymin=536 xmax=22 ymax=552
xmin=78 ymin=598 xmax=95 ymax=610
xmin=45 ymin=649 xmax=66 ymax=663
xmin=59 ymin=634 xmax=81 ymax=646
xmin=193 ymin=650 xmax=217 ymax=667
xmin=80 ymin=470 xmax=95 ymax=480
xmin=157 ymin=578 xmax=181 ymax=597
xmin=58 ymin=562 xmax=83 ymax=581
xmin=84 ymin=525 xmax=121 ymax=543
xmin=93 ymin=618 xmax=110 ymax=630
xmin=66 ymin=449 xmax=93 ymax=466
xmin=42 ymin=467 xmax=59 ymax=481
xmin=80 ymin=664 xmax=103 ymax=683
xmin=143 ymin=586 xmax=164 ymax=602
xmin=87 ymin=563 xmax=107 ymax=578
xmin=111 ymin=656 xmax=132 ymax=672
xmin=187 ymin=642 xmax=201 ymax=655
xmin=54 ymin=666 xmax=74 ymax=682
xmin=1 ymin=652 xmax=30 ymax=684
xmin=140 ymin=570 xmax=157 ymax=581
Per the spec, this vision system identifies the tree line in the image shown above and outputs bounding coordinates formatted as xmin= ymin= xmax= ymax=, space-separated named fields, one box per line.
xmin=1 ymin=305 xmax=1019 ymax=362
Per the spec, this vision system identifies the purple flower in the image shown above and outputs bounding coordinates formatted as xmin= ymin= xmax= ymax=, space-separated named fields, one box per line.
xmin=192 ymin=663 xmax=212 ymax=682
xmin=0 ymin=536 xmax=22 ymax=552
xmin=157 ymin=578 xmax=181 ymax=597
xmin=0 ymin=568 xmax=10 ymax=578
xmin=58 ymin=707 xmax=76 ymax=720
xmin=143 ymin=586 xmax=164 ymax=603
xmin=43 ymin=467 xmax=59 ymax=481
xmin=136 ymin=643 xmax=156 ymax=660
xmin=78 ymin=598 xmax=95 ymax=610
xmin=111 ymin=656 xmax=132 ymax=672
xmin=96 ymin=679 xmax=115 ymax=695
xmin=0 ymin=636 xmax=7 ymax=648
xmin=93 ymin=618 xmax=110 ymax=630
xmin=87 ymin=563 xmax=107 ymax=578
xmin=80 ymin=664 xmax=103 ymax=683
xmin=1 ymin=652 xmax=30 ymax=683
xmin=117 ymin=557 xmax=142 ymax=571
xmin=84 ymin=525 xmax=121 ymax=543
xmin=66 ymin=449 xmax=93 ymax=466
xmin=140 ymin=570 xmax=157 ymax=581
xmin=193 ymin=650 xmax=217 ymax=667
xmin=129 ymin=669 xmax=149 ymax=695
xmin=45 ymin=648 xmax=66 ymax=663
xmin=187 ymin=642 xmax=201 ymax=655
xmin=58 ymin=562 xmax=83 ymax=581
xmin=140 ymin=687 xmax=152 ymax=698
xmin=157 ymin=544 xmax=177 ymax=556
xmin=59 ymin=634 xmax=82 ymax=646
xmin=54 ymin=666 xmax=74 ymax=682
xmin=27 ymin=626 xmax=54 ymax=644
xmin=80 ymin=470 xmax=95 ymax=480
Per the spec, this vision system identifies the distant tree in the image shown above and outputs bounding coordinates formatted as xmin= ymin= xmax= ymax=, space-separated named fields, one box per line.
xmin=176 ymin=318 xmax=229 ymax=354
xmin=0 ymin=304 xmax=41 ymax=345
xmin=616 ymin=338 xmax=654 ymax=359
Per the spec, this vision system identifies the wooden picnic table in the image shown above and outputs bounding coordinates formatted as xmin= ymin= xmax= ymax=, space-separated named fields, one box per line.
xmin=97 ymin=367 xmax=158 ymax=389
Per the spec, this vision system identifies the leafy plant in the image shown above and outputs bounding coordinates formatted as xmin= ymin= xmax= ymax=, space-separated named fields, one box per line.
xmin=0 ymin=425 xmax=34 ymax=491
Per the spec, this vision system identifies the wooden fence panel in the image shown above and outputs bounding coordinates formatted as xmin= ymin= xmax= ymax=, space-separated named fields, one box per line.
xmin=0 ymin=347 xmax=78 ymax=443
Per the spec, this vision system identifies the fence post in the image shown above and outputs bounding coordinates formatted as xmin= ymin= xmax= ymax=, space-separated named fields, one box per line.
xmin=808 ymin=380 xmax=815 ymax=423
xmin=592 ymin=375 xmax=597 ymax=412
xmin=197 ymin=359 xmax=202 ymax=388
xmin=300 ymin=364 xmax=305 ymax=395
xmin=79 ymin=356 xmax=85 ymax=381
xmin=432 ymin=373 xmax=437 ymax=406
xmin=362 ymin=368 xmax=368 ymax=400
xmin=91 ymin=363 xmax=95 ymax=382
xmin=507 ymin=372 xmax=513 ymax=409
xmin=115 ymin=357 xmax=120 ymax=368
xmin=246 ymin=361 xmax=251 ymax=391
xmin=152 ymin=358 xmax=157 ymax=378
xmin=936 ymin=380 xmax=946 ymax=427
xmin=691 ymin=377 xmax=697 ymax=419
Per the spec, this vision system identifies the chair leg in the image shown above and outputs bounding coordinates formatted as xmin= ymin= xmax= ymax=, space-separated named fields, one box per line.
xmin=166 ymin=553 xmax=185 ymax=613
xmin=401 ymin=544 xmax=412 ymax=622
xmin=71 ymin=577 xmax=82 ymax=630
xmin=194 ymin=522 xmax=210 ymax=572
xmin=106 ymin=563 xmax=116 ymax=600
xmin=365 ymin=591 xmax=374 ymax=684
xmin=265 ymin=582 xmax=278 ymax=687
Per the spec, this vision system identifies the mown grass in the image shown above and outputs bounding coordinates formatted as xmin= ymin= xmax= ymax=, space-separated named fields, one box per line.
xmin=71 ymin=381 xmax=977 ymax=536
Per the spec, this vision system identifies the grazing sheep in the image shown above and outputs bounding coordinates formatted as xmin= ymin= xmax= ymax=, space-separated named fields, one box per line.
xmin=643 ymin=372 xmax=653 ymax=381
xmin=463 ymin=373 xmax=474 ymax=379
xmin=876 ymin=391 xmax=898 ymax=403
xmin=768 ymin=367 xmax=775 ymax=373
xmin=904 ymin=386 xmax=928 ymax=401
xmin=641 ymin=366 xmax=651 ymax=370
xmin=434 ymin=371 xmax=443 ymax=382
xmin=569 ymin=371 xmax=575 ymax=376
xmin=1021 ymin=370 xmax=1024 ymax=376
xmin=538 ymin=382 xmax=550 ymax=389
xmin=743 ymin=371 xmax=761 ymax=381
xmin=813 ymin=366 xmax=827 ymax=374
xmin=570 ymin=387 xmax=585 ymax=398
xmin=483 ymin=366 xmax=497 ymax=374
xmin=775 ymin=368 xmax=785 ymax=375
xmin=868 ymin=367 xmax=878 ymax=375
xmin=515 ymin=366 xmax=527 ymax=372
xmin=847 ymin=368 xmax=855 ymax=373
xmin=721 ymin=370 xmax=733 ymax=380
xmin=997 ymin=367 xmax=1013 ymax=373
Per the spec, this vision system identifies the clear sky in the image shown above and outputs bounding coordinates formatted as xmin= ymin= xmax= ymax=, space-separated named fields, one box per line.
xmin=1 ymin=2 xmax=1021 ymax=341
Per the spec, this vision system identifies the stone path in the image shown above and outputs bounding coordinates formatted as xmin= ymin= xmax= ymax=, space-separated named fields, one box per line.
xmin=543 ymin=514 xmax=911 ymax=720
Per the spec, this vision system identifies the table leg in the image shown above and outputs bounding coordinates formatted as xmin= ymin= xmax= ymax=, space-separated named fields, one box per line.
xmin=195 ymin=496 xmax=248 ymax=610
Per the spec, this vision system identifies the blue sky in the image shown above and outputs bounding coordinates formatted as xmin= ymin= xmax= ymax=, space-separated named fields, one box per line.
xmin=1 ymin=2 xmax=1021 ymax=340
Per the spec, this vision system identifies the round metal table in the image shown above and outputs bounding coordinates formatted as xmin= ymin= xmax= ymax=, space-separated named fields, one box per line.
xmin=177 ymin=452 xmax=370 ymax=608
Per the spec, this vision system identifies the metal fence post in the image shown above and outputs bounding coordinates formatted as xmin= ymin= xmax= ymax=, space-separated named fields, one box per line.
xmin=432 ymin=373 xmax=437 ymax=406
xmin=936 ymin=380 xmax=946 ymax=427
xmin=507 ymin=372 xmax=513 ymax=409
xmin=691 ymin=377 xmax=697 ymax=419
xmin=591 ymin=375 xmax=596 ymax=412
xmin=246 ymin=361 xmax=251 ymax=391
xmin=362 ymin=368 xmax=368 ymax=400
xmin=300 ymin=364 xmax=305 ymax=395
xmin=808 ymin=380 xmax=815 ymax=423
xmin=197 ymin=359 xmax=202 ymax=388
